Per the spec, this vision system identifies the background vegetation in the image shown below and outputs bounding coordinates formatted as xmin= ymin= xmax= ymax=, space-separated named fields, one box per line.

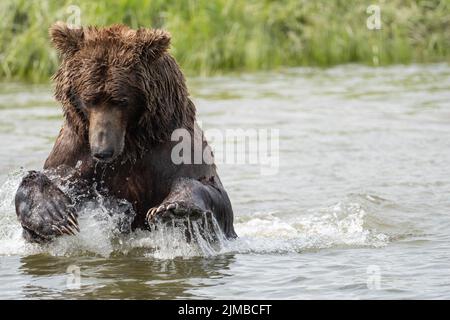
xmin=0 ymin=0 xmax=449 ymax=82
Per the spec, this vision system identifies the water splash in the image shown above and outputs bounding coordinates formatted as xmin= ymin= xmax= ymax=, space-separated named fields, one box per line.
xmin=0 ymin=173 xmax=390 ymax=259
xmin=225 ymin=200 xmax=389 ymax=255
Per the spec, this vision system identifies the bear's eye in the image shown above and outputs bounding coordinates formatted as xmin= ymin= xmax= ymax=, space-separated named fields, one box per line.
xmin=84 ymin=96 xmax=101 ymax=106
xmin=114 ymin=98 xmax=129 ymax=107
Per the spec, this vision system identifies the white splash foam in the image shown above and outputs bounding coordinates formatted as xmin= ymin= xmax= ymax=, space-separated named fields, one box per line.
xmin=0 ymin=174 xmax=389 ymax=259
xmin=229 ymin=202 xmax=389 ymax=254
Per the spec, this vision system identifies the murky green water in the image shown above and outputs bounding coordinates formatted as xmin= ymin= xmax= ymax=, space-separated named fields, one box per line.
xmin=1 ymin=64 xmax=450 ymax=299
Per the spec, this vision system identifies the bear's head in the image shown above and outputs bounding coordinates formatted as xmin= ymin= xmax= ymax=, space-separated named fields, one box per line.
xmin=50 ymin=22 xmax=195 ymax=163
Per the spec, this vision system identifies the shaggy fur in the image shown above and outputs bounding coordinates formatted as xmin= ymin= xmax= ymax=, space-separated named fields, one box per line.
xmin=50 ymin=22 xmax=195 ymax=163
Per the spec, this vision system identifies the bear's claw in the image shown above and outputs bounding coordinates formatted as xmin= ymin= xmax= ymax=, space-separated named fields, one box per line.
xmin=146 ymin=201 xmax=212 ymax=226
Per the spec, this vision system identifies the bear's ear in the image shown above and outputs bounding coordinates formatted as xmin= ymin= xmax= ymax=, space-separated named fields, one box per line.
xmin=136 ymin=28 xmax=171 ymax=61
xmin=49 ymin=21 xmax=84 ymax=56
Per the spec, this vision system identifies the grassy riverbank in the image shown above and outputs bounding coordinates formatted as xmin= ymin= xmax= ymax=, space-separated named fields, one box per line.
xmin=0 ymin=0 xmax=449 ymax=82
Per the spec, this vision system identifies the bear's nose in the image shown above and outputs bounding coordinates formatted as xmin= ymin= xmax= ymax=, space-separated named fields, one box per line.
xmin=93 ymin=149 xmax=114 ymax=161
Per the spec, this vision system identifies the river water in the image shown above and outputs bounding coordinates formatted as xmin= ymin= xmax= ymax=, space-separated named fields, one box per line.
xmin=0 ymin=64 xmax=449 ymax=299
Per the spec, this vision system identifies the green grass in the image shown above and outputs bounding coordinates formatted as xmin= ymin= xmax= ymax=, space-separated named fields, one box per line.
xmin=0 ymin=0 xmax=449 ymax=82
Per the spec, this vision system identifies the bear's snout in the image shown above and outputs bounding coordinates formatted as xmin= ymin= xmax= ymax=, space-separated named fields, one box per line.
xmin=88 ymin=107 xmax=126 ymax=163
xmin=92 ymin=148 xmax=115 ymax=162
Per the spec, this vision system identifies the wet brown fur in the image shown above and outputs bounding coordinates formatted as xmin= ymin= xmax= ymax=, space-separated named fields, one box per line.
xmin=23 ymin=23 xmax=237 ymax=237
xmin=50 ymin=22 xmax=196 ymax=164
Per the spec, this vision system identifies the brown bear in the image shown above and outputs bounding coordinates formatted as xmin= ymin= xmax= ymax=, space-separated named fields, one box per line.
xmin=14 ymin=22 xmax=236 ymax=243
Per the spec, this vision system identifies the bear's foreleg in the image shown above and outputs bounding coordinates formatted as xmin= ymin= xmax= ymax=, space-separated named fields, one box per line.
xmin=145 ymin=177 xmax=236 ymax=239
